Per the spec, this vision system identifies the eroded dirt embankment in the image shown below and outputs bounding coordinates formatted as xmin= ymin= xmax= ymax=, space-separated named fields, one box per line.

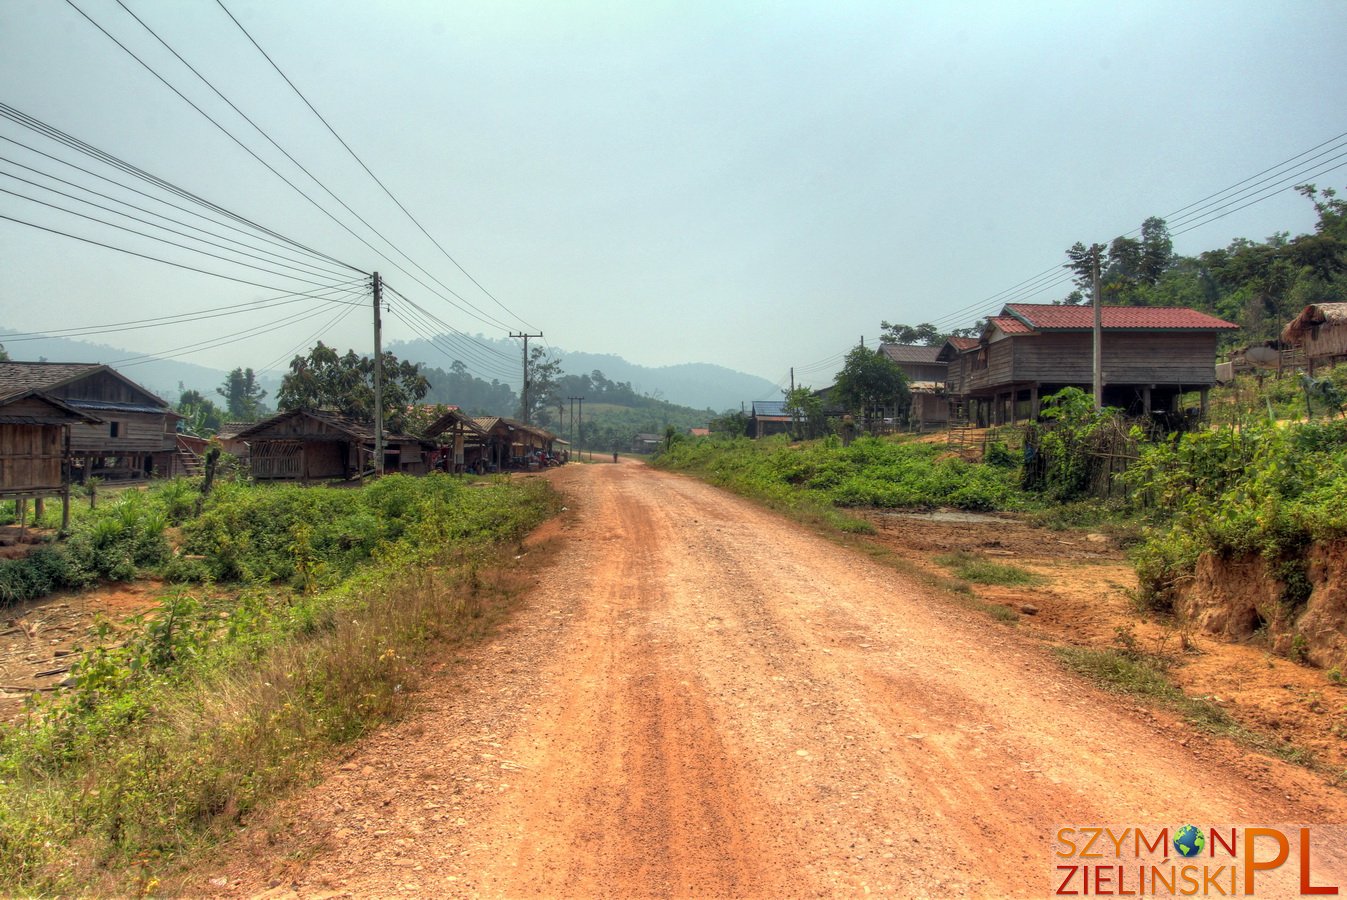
xmin=188 ymin=460 xmax=1347 ymax=898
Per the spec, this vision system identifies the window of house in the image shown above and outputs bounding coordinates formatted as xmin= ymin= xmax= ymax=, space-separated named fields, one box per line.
xmin=109 ymin=421 xmax=120 ymax=437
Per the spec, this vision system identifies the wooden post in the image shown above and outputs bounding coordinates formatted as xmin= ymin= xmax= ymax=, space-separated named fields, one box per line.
xmin=61 ymin=487 xmax=70 ymax=532
xmin=1092 ymin=244 xmax=1103 ymax=410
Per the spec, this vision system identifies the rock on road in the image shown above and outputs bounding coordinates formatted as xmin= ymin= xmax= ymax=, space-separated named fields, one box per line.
xmin=212 ymin=460 xmax=1347 ymax=899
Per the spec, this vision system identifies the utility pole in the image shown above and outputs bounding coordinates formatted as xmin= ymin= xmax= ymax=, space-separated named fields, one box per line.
xmin=373 ymin=271 xmax=385 ymax=476
xmin=567 ymin=397 xmax=580 ymax=450
xmin=510 ymin=331 xmax=544 ymax=424
xmin=1091 ymin=245 xmax=1103 ymax=410
xmin=577 ymin=396 xmax=585 ymax=459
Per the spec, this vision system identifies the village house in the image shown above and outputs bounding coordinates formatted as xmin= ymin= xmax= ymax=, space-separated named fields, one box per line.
xmin=939 ymin=304 xmax=1239 ymax=426
xmin=1281 ymin=302 xmax=1347 ymax=374
xmin=0 ymin=362 xmax=180 ymax=481
xmin=0 ymin=387 xmax=100 ymax=529
xmin=748 ymin=400 xmax=792 ymax=439
xmin=231 ymin=408 xmax=428 ymax=482
xmin=420 ymin=407 xmax=489 ymax=473
xmin=879 ymin=343 xmax=949 ymax=431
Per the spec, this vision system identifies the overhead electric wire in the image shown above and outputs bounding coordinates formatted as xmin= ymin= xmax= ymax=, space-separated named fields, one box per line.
xmin=383 ymin=284 xmax=519 ymax=365
xmin=215 ymin=0 xmax=538 ymax=332
xmin=258 ymin=301 xmax=358 ymax=374
xmin=109 ymin=0 xmax=520 ymax=335
xmin=0 ymin=102 xmax=363 ymax=275
xmin=1164 ymin=131 xmax=1347 ymax=225
xmin=111 ymin=299 xmax=346 ymax=367
xmin=0 ymin=148 xmax=358 ymax=282
xmin=0 ymin=132 xmax=357 ymax=279
xmin=3 ymin=184 xmax=358 ymax=291
xmin=385 ymin=305 xmax=519 ymax=383
xmin=923 ymin=134 xmax=1347 ymax=334
xmin=386 ymin=293 xmax=521 ymax=378
xmin=1169 ymin=157 xmax=1347 ymax=237
xmin=387 ymin=299 xmax=520 ymax=380
xmin=1 ymin=279 xmax=366 ymax=343
xmin=0 ymin=166 xmax=358 ymax=283
xmin=1 ymin=211 xmax=369 ymax=302
xmin=64 ymin=0 xmax=521 ymax=338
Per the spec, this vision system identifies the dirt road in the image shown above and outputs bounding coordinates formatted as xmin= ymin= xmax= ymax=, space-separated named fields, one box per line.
xmin=207 ymin=460 xmax=1347 ymax=898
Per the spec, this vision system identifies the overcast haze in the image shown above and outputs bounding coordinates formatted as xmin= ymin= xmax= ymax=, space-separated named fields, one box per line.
xmin=2 ymin=0 xmax=1345 ymax=396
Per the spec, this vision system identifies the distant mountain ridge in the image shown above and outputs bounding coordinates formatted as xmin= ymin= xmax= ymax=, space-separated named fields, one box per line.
xmin=1 ymin=329 xmax=780 ymax=413
xmin=387 ymin=336 xmax=778 ymax=412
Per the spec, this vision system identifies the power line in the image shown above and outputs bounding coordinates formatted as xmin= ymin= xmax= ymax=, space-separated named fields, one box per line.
xmin=214 ymin=0 xmax=538 ymax=332
xmin=111 ymin=299 xmax=346 ymax=367
xmin=1 ymin=279 xmax=366 ymax=343
xmin=258 ymin=301 xmax=359 ymax=374
xmin=108 ymin=0 xmax=522 ymax=335
xmin=0 ymin=102 xmax=363 ymax=273
xmin=0 ymin=165 xmax=356 ymax=283
xmin=922 ymin=134 xmax=1347 ymax=333
xmin=0 ymin=147 xmax=358 ymax=281
xmin=3 ymin=183 xmax=355 ymax=291
xmin=0 ymin=211 xmax=366 ymax=299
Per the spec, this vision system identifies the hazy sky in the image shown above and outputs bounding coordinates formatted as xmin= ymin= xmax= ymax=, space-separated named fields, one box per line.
xmin=2 ymin=0 xmax=1345 ymax=393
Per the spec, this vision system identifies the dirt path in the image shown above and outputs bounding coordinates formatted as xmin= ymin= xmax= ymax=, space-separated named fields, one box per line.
xmin=201 ymin=460 xmax=1347 ymax=898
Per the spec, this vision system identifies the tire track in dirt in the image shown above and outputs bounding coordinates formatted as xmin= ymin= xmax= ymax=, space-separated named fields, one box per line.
xmin=199 ymin=460 xmax=1347 ymax=899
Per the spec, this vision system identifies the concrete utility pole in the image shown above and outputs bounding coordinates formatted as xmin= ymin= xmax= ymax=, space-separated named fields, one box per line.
xmin=373 ymin=271 xmax=385 ymax=476
xmin=567 ymin=397 xmax=580 ymax=449
xmin=1091 ymin=245 xmax=1103 ymax=410
xmin=510 ymin=331 xmax=544 ymax=424
xmin=577 ymin=396 xmax=585 ymax=459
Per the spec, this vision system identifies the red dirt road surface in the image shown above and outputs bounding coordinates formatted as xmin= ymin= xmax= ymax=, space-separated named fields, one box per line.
xmin=205 ymin=460 xmax=1347 ymax=898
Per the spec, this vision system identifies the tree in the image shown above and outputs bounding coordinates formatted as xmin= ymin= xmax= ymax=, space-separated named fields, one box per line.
xmin=0 ymin=343 xmax=8 ymax=361
xmin=833 ymin=347 xmax=909 ymax=429
xmin=522 ymin=345 xmax=563 ymax=426
xmin=177 ymin=388 xmax=223 ymax=435
xmin=217 ymin=367 xmax=268 ymax=420
xmin=879 ymin=321 xmax=945 ymax=346
xmin=783 ymin=386 xmax=826 ymax=439
xmin=277 ymin=342 xmax=429 ymax=432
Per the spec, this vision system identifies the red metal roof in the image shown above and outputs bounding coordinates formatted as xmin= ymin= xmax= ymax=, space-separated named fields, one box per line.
xmin=1002 ymin=303 xmax=1238 ymax=331
xmin=948 ymin=336 xmax=980 ymax=351
xmin=989 ymin=315 xmax=1034 ymax=335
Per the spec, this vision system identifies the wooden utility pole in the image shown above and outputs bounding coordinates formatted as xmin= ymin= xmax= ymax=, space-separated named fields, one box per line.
xmin=577 ymin=396 xmax=585 ymax=459
xmin=1091 ymin=246 xmax=1103 ymax=410
xmin=373 ymin=272 xmax=385 ymax=476
xmin=510 ymin=331 xmax=544 ymax=424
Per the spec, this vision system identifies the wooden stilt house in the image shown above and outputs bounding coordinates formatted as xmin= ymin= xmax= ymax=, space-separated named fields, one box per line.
xmin=231 ymin=409 xmax=428 ymax=481
xmin=0 ymin=362 xmax=179 ymax=481
xmin=0 ymin=389 xmax=100 ymax=529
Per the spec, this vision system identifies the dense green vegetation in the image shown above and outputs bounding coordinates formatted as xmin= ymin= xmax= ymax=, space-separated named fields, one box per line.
xmin=654 ymin=434 xmax=1025 ymax=517
xmin=1125 ymin=418 xmax=1347 ymax=613
xmin=0 ymin=474 xmax=557 ymax=894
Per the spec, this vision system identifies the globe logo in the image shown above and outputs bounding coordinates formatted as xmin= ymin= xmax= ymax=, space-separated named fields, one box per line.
xmin=1173 ymin=825 xmax=1206 ymax=858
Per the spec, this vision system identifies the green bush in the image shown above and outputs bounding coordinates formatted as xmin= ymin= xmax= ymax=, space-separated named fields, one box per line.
xmin=654 ymin=434 xmax=1025 ymax=513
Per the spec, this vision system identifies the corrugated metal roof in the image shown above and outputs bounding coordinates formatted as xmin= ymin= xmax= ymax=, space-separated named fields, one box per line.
xmin=948 ymin=336 xmax=980 ymax=351
xmin=1002 ymin=303 xmax=1238 ymax=331
xmin=879 ymin=344 xmax=943 ymax=364
xmin=751 ymin=400 xmax=788 ymax=417
xmin=68 ymin=398 xmax=169 ymax=414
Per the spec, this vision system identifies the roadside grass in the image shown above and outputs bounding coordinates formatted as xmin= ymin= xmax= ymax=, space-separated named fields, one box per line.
xmin=934 ymin=552 xmax=1046 ymax=587
xmin=0 ymin=475 xmax=559 ymax=896
xmin=1055 ymin=646 xmax=1314 ymax=767
xmin=853 ymin=542 xmax=1020 ymax=626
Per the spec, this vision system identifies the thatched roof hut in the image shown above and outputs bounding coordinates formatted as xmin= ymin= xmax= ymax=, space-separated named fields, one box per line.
xmin=1281 ymin=303 xmax=1347 ymax=370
